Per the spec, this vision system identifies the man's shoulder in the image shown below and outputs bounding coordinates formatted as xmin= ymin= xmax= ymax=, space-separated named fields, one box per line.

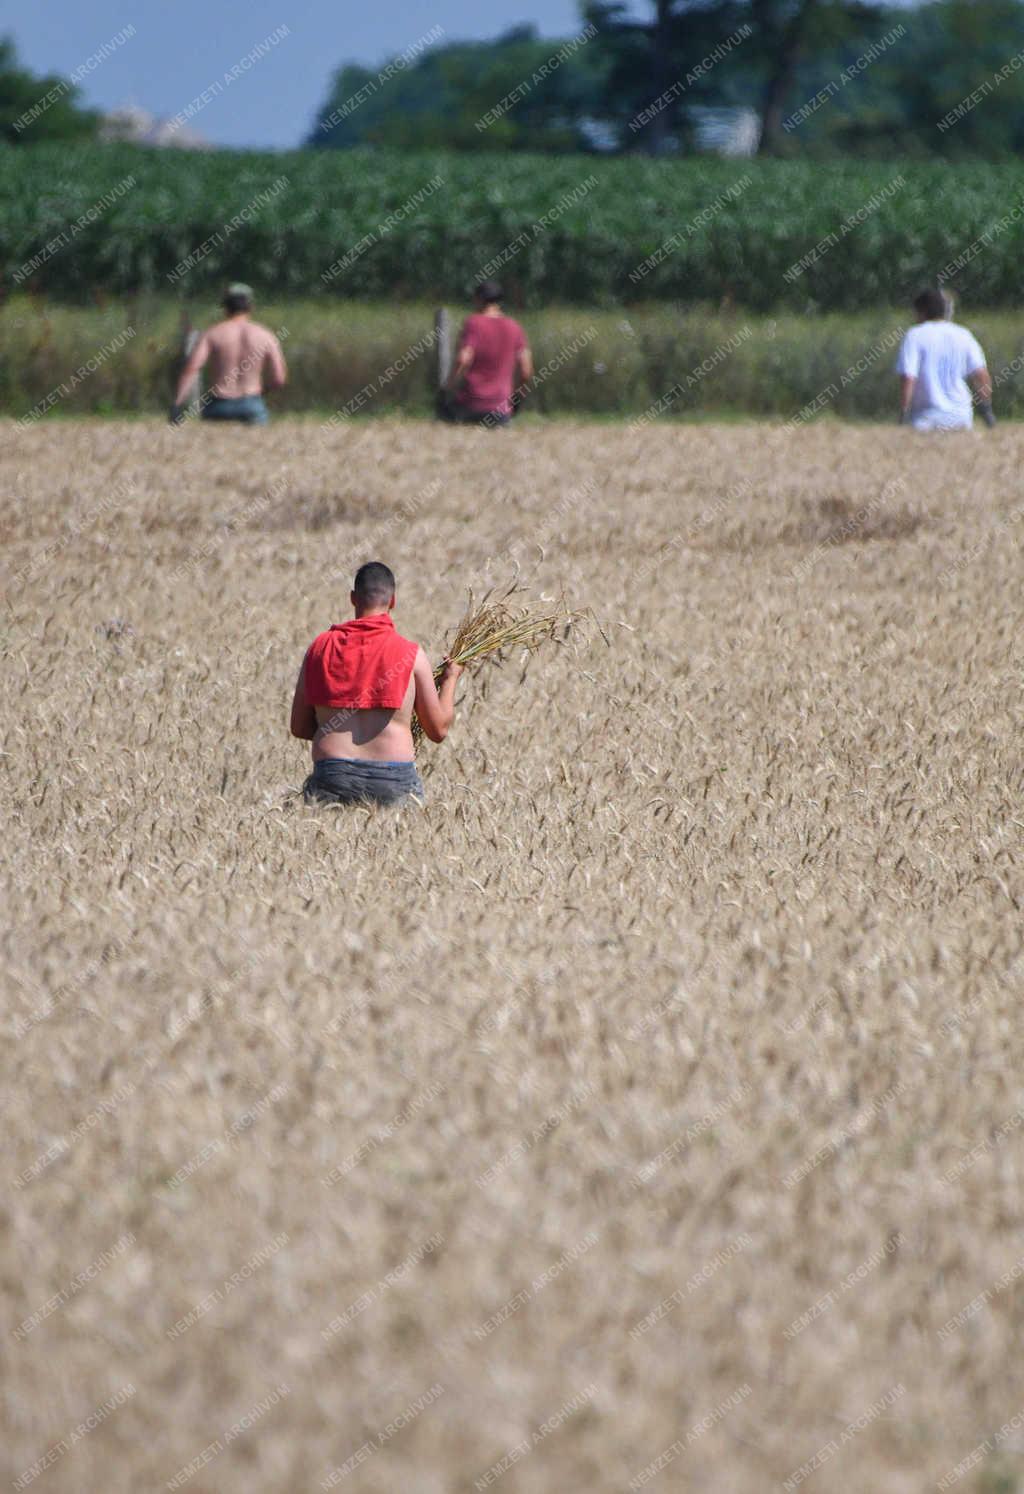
xmin=921 ymin=319 xmax=974 ymax=338
xmin=950 ymin=321 xmax=981 ymax=344
xmin=925 ymin=322 xmax=979 ymax=353
xmin=905 ymin=322 xmax=950 ymax=351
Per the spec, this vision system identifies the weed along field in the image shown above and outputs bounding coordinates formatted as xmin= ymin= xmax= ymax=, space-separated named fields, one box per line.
xmin=5 ymin=416 xmax=1024 ymax=1492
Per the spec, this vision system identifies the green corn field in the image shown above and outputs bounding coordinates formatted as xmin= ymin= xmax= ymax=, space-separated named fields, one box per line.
xmin=3 ymin=144 xmax=1024 ymax=309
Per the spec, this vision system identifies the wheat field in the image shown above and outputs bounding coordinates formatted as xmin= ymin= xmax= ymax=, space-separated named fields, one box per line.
xmin=3 ymin=416 xmax=1023 ymax=1494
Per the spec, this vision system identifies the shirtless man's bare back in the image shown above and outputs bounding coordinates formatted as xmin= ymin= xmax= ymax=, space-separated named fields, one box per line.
xmin=290 ymin=562 xmax=462 ymax=806
xmin=171 ymin=283 xmax=287 ymax=426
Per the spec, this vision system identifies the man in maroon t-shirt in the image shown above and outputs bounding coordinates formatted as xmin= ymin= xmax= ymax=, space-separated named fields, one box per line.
xmin=441 ymin=280 xmax=533 ymax=426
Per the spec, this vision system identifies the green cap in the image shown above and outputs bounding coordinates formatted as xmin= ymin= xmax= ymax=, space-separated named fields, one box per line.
xmin=225 ymin=282 xmax=253 ymax=300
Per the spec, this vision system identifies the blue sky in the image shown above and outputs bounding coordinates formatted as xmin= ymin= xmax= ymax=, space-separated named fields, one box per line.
xmin=7 ymin=0 xmax=614 ymax=149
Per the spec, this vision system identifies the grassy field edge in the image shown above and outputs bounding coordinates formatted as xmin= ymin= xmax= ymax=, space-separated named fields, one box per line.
xmin=3 ymin=298 xmax=1022 ymax=421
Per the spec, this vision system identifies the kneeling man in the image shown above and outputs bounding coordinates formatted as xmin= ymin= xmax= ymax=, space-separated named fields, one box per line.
xmin=290 ymin=562 xmax=461 ymax=807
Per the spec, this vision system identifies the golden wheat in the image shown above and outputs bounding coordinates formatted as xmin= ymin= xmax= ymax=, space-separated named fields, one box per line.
xmin=2 ymin=416 xmax=1023 ymax=1494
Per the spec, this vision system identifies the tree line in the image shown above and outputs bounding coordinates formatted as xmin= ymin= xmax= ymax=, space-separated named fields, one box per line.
xmin=308 ymin=1 xmax=1024 ymax=157
xmin=5 ymin=3 xmax=1024 ymax=157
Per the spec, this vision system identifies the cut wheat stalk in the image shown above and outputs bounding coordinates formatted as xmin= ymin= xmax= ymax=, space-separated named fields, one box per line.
xmin=413 ymin=583 xmax=591 ymax=748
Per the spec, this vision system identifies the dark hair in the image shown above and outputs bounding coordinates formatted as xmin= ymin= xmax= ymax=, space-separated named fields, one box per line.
xmin=914 ymin=287 xmax=947 ymax=321
xmin=353 ymin=561 xmax=396 ymax=605
xmin=223 ymin=290 xmax=252 ymax=315
xmin=476 ymin=279 xmax=503 ymax=305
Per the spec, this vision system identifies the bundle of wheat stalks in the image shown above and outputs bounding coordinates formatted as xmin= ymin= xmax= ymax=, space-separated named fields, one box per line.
xmin=413 ymin=585 xmax=588 ymax=747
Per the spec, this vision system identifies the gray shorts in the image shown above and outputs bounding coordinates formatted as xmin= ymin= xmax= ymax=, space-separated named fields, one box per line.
xmin=202 ymin=395 xmax=269 ymax=425
xmin=303 ymin=757 xmax=425 ymax=807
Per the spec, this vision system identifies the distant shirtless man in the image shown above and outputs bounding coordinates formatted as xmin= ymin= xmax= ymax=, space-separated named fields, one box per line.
xmin=171 ymin=283 xmax=287 ymax=426
xmin=290 ymin=562 xmax=462 ymax=807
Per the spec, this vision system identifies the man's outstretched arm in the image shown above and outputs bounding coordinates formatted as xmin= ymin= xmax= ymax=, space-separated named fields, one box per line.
xmin=290 ymin=659 xmax=317 ymax=739
xmin=412 ymin=648 xmax=462 ymax=743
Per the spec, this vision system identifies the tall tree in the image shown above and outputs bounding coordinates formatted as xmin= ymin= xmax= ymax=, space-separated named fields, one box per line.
xmin=583 ymin=0 xmax=745 ymax=154
xmin=747 ymin=0 xmax=885 ymax=153
xmin=0 ymin=37 xmax=99 ymax=145
xmin=883 ymin=0 xmax=1024 ymax=157
xmin=750 ymin=0 xmax=821 ymax=152
xmin=309 ymin=26 xmax=606 ymax=153
xmin=585 ymin=0 xmax=890 ymax=155
xmin=781 ymin=0 xmax=1024 ymax=157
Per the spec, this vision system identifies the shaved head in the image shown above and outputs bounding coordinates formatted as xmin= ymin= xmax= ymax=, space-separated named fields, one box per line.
xmin=353 ymin=561 xmax=396 ymax=609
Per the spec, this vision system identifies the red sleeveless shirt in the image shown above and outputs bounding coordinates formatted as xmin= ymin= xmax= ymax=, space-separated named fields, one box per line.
xmin=304 ymin=614 xmax=418 ymax=710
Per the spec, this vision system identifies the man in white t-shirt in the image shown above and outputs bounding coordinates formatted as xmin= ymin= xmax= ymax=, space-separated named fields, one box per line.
xmin=895 ymin=288 xmax=993 ymax=430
